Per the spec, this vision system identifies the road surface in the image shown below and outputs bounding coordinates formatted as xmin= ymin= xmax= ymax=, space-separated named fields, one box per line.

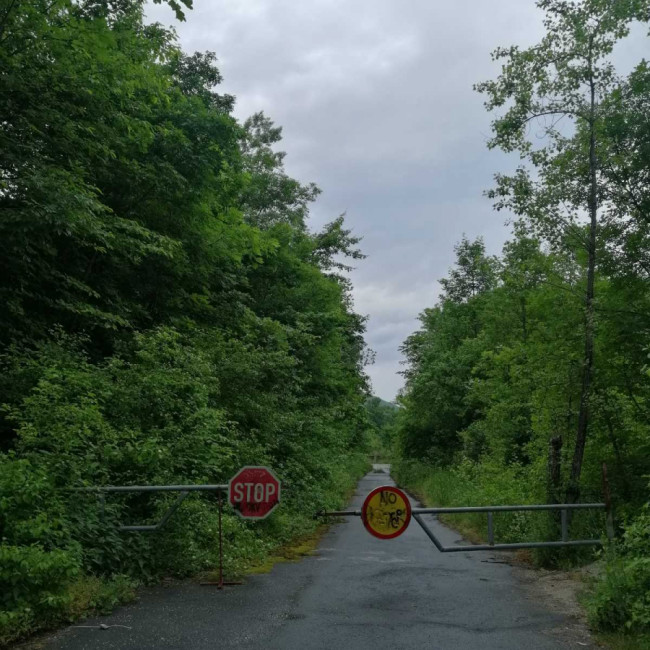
xmin=45 ymin=467 xmax=594 ymax=649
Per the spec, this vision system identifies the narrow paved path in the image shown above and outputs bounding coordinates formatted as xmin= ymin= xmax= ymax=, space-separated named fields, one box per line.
xmin=46 ymin=468 xmax=594 ymax=649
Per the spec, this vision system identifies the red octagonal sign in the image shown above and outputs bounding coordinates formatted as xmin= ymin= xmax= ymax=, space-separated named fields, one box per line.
xmin=229 ymin=466 xmax=281 ymax=519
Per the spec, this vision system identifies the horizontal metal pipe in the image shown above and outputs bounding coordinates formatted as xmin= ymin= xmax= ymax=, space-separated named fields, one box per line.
xmin=317 ymin=503 xmax=604 ymax=517
xmin=414 ymin=503 xmax=605 ymax=514
xmin=71 ymin=484 xmax=228 ymax=493
xmin=412 ymin=513 xmax=602 ymax=552
xmin=439 ymin=539 xmax=602 ymax=552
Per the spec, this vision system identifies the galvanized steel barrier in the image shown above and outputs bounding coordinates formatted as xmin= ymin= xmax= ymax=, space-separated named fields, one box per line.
xmin=318 ymin=502 xmax=614 ymax=551
xmin=73 ymin=483 xmax=614 ymax=554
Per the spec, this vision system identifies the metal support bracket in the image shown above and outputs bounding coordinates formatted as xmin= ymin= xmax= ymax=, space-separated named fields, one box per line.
xmin=119 ymin=491 xmax=190 ymax=532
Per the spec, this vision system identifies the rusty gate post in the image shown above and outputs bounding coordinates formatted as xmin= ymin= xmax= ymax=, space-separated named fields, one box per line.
xmin=201 ymin=488 xmax=243 ymax=588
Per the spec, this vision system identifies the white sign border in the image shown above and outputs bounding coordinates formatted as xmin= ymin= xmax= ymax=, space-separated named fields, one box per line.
xmin=228 ymin=465 xmax=281 ymax=520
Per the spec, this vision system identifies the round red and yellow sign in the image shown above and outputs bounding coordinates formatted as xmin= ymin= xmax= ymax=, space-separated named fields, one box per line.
xmin=361 ymin=485 xmax=411 ymax=539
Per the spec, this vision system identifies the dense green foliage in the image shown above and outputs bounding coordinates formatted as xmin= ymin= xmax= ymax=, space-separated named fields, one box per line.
xmin=365 ymin=396 xmax=398 ymax=461
xmin=396 ymin=0 xmax=650 ymax=636
xmin=587 ymin=497 xmax=650 ymax=633
xmin=0 ymin=0 xmax=371 ymax=643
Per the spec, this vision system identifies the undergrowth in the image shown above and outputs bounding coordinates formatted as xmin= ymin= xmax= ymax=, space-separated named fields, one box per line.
xmin=393 ymin=460 xmax=650 ymax=644
xmin=0 ymin=453 xmax=369 ymax=646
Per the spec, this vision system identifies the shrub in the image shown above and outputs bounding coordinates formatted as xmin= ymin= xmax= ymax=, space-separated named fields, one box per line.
xmin=587 ymin=504 xmax=650 ymax=633
xmin=0 ymin=457 xmax=81 ymax=644
xmin=0 ymin=331 xmax=370 ymax=643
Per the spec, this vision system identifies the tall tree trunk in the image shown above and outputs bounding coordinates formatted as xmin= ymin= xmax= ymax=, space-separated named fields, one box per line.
xmin=603 ymin=409 xmax=631 ymax=501
xmin=567 ymin=43 xmax=598 ymax=504
xmin=547 ymin=435 xmax=563 ymax=543
xmin=547 ymin=436 xmax=563 ymax=503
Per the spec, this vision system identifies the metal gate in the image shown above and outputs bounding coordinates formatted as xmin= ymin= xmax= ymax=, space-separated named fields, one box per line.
xmin=73 ymin=482 xmax=614 ymax=553
xmin=70 ymin=466 xmax=282 ymax=588
xmin=319 ymin=501 xmax=613 ymax=551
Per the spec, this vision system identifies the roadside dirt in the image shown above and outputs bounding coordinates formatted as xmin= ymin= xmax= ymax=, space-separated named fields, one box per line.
xmin=509 ymin=558 xmax=604 ymax=648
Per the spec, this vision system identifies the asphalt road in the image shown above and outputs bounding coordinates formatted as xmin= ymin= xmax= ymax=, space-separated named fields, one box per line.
xmin=45 ymin=467 xmax=595 ymax=650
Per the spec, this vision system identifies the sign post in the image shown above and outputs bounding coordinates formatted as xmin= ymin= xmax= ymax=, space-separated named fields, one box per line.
xmin=204 ymin=467 xmax=281 ymax=589
xmin=229 ymin=466 xmax=281 ymax=519
xmin=361 ymin=485 xmax=411 ymax=539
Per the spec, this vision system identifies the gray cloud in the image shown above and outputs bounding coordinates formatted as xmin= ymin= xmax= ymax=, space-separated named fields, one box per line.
xmin=145 ymin=0 xmax=646 ymax=400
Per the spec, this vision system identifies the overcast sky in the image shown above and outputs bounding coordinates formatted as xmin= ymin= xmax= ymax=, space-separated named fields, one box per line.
xmin=144 ymin=1 xmax=647 ymax=401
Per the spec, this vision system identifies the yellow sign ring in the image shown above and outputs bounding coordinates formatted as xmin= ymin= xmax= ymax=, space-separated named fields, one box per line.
xmin=361 ymin=485 xmax=412 ymax=539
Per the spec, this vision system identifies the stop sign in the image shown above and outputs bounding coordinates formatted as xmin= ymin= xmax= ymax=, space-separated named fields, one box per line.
xmin=228 ymin=466 xmax=281 ymax=519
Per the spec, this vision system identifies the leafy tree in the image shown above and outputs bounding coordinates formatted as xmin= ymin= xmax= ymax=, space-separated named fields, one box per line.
xmin=599 ymin=62 xmax=650 ymax=279
xmin=240 ymin=112 xmax=320 ymax=231
xmin=439 ymin=236 xmax=497 ymax=303
xmin=397 ymin=3 xmax=650 ymax=625
xmin=398 ymin=238 xmax=495 ymax=462
xmin=0 ymin=1 xmax=371 ymax=642
xmin=475 ymin=0 xmax=650 ymax=501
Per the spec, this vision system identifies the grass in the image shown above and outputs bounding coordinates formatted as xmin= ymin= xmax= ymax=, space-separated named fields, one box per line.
xmin=243 ymin=525 xmax=329 ymax=575
xmin=6 ymin=576 xmax=138 ymax=649
xmin=393 ymin=459 xmax=604 ymax=563
xmin=65 ymin=575 xmax=137 ymax=619
xmin=595 ymin=634 xmax=650 ymax=650
xmin=392 ymin=460 xmax=540 ymax=546
xmin=198 ymin=525 xmax=331 ymax=582
xmin=400 ymin=480 xmax=487 ymax=544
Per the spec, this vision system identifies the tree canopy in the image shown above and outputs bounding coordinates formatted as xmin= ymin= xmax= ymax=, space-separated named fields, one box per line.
xmin=0 ymin=1 xmax=371 ymax=643
xmin=397 ymin=0 xmax=650 ymax=634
